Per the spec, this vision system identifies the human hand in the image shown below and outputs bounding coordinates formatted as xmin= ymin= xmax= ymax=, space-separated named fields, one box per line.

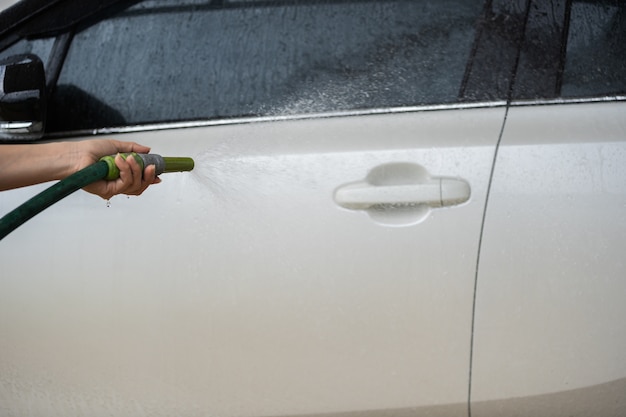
xmin=70 ymin=139 xmax=161 ymax=199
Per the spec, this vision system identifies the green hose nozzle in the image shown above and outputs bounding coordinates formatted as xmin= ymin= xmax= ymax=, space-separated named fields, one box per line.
xmin=99 ymin=153 xmax=195 ymax=180
xmin=0 ymin=153 xmax=195 ymax=241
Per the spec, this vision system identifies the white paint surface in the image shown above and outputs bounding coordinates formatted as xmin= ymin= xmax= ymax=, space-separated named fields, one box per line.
xmin=0 ymin=108 xmax=504 ymax=416
xmin=472 ymin=101 xmax=626 ymax=414
xmin=0 ymin=0 xmax=19 ymax=12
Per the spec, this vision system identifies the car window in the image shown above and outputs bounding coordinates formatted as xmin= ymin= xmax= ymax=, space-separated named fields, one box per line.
xmin=44 ymin=0 xmax=485 ymax=132
xmin=0 ymin=37 xmax=54 ymax=66
xmin=560 ymin=0 xmax=626 ymax=98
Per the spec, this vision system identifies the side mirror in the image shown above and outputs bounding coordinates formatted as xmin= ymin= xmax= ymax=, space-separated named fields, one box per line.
xmin=0 ymin=54 xmax=46 ymax=141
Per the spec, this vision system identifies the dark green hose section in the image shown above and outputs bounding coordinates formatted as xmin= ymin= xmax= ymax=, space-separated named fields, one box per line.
xmin=0 ymin=160 xmax=109 ymax=241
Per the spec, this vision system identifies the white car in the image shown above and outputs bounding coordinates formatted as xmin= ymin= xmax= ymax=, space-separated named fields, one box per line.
xmin=1 ymin=0 xmax=625 ymax=416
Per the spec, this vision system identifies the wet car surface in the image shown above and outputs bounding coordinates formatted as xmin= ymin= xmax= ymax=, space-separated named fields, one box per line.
xmin=1 ymin=1 xmax=625 ymax=416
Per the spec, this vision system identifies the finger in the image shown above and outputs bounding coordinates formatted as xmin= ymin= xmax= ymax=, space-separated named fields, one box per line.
xmin=114 ymin=140 xmax=151 ymax=155
xmin=122 ymin=154 xmax=147 ymax=195
xmin=134 ymin=164 xmax=155 ymax=196
xmin=131 ymin=164 xmax=159 ymax=196
xmin=126 ymin=154 xmax=144 ymax=182
xmin=143 ymin=164 xmax=157 ymax=185
xmin=144 ymin=166 xmax=162 ymax=185
xmin=143 ymin=163 xmax=162 ymax=185
xmin=115 ymin=153 xmax=137 ymax=193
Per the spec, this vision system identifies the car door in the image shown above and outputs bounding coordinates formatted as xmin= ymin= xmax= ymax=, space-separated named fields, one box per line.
xmin=0 ymin=1 xmax=517 ymax=416
xmin=471 ymin=1 xmax=626 ymax=415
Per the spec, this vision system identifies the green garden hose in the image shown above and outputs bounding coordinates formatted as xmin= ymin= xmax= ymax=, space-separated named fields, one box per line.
xmin=0 ymin=153 xmax=194 ymax=241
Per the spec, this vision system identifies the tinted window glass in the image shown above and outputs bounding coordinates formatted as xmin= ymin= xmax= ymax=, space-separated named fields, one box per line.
xmin=561 ymin=0 xmax=626 ymax=97
xmin=0 ymin=38 xmax=55 ymax=67
xmin=49 ymin=0 xmax=484 ymax=132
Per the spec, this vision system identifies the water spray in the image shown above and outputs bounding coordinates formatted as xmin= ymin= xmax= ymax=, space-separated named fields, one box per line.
xmin=0 ymin=153 xmax=194 ymax=241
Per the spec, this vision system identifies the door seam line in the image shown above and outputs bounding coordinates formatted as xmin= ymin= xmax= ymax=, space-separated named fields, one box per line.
xmin=467 ymin=104 xmax=509 ymax=417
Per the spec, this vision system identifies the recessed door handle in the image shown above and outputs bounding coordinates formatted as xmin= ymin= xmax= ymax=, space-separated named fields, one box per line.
xmin=335 ymin=178 xmax=470 ymax=210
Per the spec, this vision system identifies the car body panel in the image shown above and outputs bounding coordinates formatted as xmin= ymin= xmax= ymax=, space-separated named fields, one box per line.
xmin=0 ymin=107 xmax=505 ymax=416
xmin=471 ymin=101 xmax=626 ymax=415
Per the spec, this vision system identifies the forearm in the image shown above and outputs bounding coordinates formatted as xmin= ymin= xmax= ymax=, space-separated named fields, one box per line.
xmin=0 ymin=142 xmax=77 ymax=191
xmin=0 ymin=139 xmax=157 ymax=198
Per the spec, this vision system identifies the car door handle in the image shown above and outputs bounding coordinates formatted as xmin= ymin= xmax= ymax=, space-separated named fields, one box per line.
xmin=334 ymin=178 xmax=470 ymax=210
